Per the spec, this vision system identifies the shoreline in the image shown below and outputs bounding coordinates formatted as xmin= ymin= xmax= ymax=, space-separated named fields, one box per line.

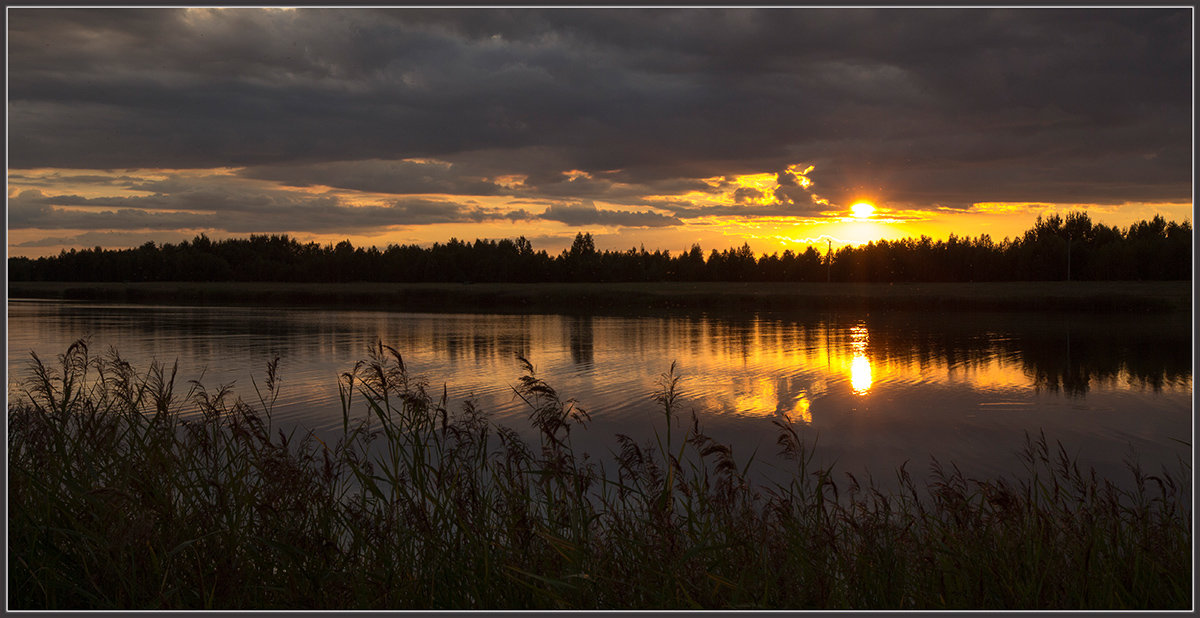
xmin=7 ymin=280 xmax=1192 ymax=316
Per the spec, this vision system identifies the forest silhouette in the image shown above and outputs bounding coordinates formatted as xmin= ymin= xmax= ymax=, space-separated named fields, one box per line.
xmin=9 ymin=212 xmax=1190 ymax=283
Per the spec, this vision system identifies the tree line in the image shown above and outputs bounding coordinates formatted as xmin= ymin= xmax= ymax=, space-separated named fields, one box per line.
xmin=8 ymin=212 xmax=1191 ymax=283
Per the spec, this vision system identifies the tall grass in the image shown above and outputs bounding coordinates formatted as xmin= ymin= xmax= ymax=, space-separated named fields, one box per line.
xmin=8 ymin=340 xmax=1192 ymax=609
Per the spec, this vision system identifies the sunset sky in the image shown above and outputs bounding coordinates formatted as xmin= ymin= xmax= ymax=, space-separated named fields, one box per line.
xmin=7 ymin=7 xmax=1193 ymax=258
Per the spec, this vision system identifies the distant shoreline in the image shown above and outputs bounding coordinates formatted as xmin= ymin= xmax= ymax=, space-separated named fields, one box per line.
xmin=7 ymin=280 xmax=1191 ymax=315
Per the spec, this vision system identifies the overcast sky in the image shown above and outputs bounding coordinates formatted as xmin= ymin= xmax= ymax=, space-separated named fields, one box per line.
xmin=7 ymin=7 xmax=1193 ymax=257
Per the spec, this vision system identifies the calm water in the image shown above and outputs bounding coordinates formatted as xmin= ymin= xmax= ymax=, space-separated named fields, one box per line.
xmin=7 ymin=299 xmax=1192 ymax=487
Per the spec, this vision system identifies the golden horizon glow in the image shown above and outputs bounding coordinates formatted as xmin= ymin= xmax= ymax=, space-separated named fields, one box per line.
xmin=7 ymin=162 xmax=1193 ymax=259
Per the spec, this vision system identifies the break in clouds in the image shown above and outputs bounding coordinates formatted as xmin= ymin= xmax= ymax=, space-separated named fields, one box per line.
xmin=7 ymin=7 xmax=1192 ymax=244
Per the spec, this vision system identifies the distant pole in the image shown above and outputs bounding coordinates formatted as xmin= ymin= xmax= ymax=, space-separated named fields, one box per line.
xmin=1066 ymin=232 xmax=1072 ymax=282
xmin=826 ymin=239 xmax=832 ymax=283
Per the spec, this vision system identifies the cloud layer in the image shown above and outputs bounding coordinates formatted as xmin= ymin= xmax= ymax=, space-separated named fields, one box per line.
xmin=7 ymin=8 xmax=1192 ymax=246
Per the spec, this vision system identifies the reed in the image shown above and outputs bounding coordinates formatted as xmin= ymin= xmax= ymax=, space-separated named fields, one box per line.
xmin=8 ymin=340 xmax=1191 ymax=609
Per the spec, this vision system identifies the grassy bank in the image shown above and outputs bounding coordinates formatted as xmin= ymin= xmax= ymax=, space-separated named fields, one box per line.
xmin=7 ymin=280 xmax=1193 ymax=314
xmin=8 ymin=341 xmax=1191 ymax=610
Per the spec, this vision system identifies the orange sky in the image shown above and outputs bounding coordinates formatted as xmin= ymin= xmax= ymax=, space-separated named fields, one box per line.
xmin=7 ymin=163 xmax=1191 ymax=259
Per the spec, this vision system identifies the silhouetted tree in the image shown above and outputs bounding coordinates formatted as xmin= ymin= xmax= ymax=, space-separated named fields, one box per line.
xmin=9 ymin=212 xmax=1189 ymax=284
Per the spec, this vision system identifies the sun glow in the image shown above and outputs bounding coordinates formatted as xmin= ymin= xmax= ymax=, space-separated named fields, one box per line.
xmin=850 ymin=202 xmax=876 ymax=218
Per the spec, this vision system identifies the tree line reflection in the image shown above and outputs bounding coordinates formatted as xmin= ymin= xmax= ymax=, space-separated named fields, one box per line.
xmin=12 ymin=303 xmax=1190 ymax=406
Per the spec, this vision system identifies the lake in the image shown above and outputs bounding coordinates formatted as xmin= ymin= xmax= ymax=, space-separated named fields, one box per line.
xmin=7 ymin=299 xmax=1192 ymax=489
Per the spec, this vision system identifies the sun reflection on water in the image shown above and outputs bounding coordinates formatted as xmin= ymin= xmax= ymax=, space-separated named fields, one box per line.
xmin=850 ymin=355 xmax=873 ymax=395
xmin=848 ymin=324 xmax=873 ymax=395
xmin=793 ymin=391 xmax=813 ymax=424
xmin=724 ymin=375 xmax=815 ymax=423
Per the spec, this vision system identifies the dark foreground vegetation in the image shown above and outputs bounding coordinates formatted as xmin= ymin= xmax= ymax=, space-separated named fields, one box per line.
xmin=9 ymin=341 xmax=1191 ymax=610
xmin=9 ymin=212 xmax=1191 ymax=283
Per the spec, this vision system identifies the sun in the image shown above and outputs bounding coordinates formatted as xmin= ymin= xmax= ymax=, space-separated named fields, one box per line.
xmin=850 ymin=201 xmax=876 ymax=218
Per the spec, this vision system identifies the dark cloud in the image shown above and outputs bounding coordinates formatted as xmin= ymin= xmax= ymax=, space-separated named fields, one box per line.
xmin=8 ymin=185 xmax=679 ymax=235
xmin=655 ymin=201 xmax=826 ymax=220
xmin=6 ymin=172 xmax=147 ymax=188
xmin=733 ymin=188 xmax=764 ymax=204
xmin=540 ymin=201 xmax=681 ymax=228
xmin=15 ymin=230 xmax=197 ymax=248
xmin=387 ymin=197 xmax=535 ymax=225
xmin=7 ymin=185 xmax=534 ymax=234
xmin=10 ymin=201 xmax=215 ymax=231
xmin=240 ymin=159 xmax=506 ymax=195
xmin=7 ymin=7 xmax=1191 ymax=212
